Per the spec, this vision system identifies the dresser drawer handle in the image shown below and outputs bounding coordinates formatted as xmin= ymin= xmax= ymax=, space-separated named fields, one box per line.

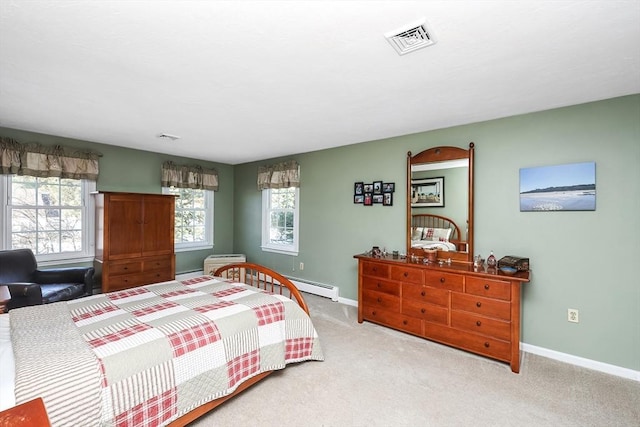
xmin=421 ymin=291 xmax=426 ymax=297
xmin=484 ymin=342 xmax=490 ymax=348
xmin=476 ymin=302 xmax=482 ymax=308
xmin=123 ymin=267 xmax=128 ymax=270
xmin=403 ymin=272 xmax=408 ymax=277
xmin=372 ymin=311 xmax=377 ymax=316
xmin=377 ymin=282 xmax=382 ymax=288
xmin=421 ymin=308 xmax=426 ymax=314
xmin=403 ymin=320 xmax=408 ymax=325
xmin=476 ymin=321 xmax=482 ymax=326
xmin=484 ymin=284 xmax=490 ymax=290
xmin=377 ymin=298 xmax=381 ymax=303
xmin=440 ymin=277 xmax=445 ymax=283
xmin=372 ymin=267 xmax=377 ymax=272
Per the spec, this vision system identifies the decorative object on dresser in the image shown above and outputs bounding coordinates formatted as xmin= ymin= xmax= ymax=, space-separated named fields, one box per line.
xmin=355 ymin=254 xmax=530 ymax=373
xmin=93 ymin=192 xmax=176 ymax=293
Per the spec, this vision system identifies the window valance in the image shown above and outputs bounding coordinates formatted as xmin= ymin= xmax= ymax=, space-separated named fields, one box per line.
xmin=0 ymin=137 xmax=100 ymax=180
xmin=161 ymin=161 xmax=219 ymax=191
xmin=257 ymin=160 xmax=300 ymax=190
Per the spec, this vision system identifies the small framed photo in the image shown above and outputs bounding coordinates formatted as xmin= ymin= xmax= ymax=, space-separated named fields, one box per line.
xmin=354 ymin=182 xmax=364 ymax=195
xmin=383 ymin=182 xmax=395 ymax=193
xmin=372 ymin=194 xmax=384 ymax=204
xmin=363 ymin=183 xmax=373 ymax=193
xmin=383 ymin=192 xmax=393 ymax=206
xmin=373 ymin=181 xmax=383 ymax=194
xmin=363 ymin=193 xmax=373 ymax=206
xmin=354 ymin=194 xmax=364 ymax=204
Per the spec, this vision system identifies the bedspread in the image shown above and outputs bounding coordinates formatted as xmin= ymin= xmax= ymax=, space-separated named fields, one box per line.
xmin=10 ymin=276 xmax=323 ymax=426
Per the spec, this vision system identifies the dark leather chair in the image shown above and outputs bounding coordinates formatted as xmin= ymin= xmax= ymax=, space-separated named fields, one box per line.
xmin=0 ymin=249 xmax=94 ymax=311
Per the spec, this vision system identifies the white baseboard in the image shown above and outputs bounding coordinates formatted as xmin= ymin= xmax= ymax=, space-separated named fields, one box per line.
xmin=521 ymin=343 xmax=639 ymax=381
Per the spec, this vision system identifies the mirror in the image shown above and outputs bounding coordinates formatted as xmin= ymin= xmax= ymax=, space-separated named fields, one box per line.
xmin=406 ymin=143 xmax=474 ymax=263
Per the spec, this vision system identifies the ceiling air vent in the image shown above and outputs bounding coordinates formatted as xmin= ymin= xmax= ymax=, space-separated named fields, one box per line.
xmin=385 ymin=19 xmax=436 ymax=55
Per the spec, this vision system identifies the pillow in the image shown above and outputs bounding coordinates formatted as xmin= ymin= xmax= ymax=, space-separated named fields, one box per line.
xmin=411 ymin=227 xmax=425 ymax=240
xmin=422 ymin=227 xmax=452 ymax=242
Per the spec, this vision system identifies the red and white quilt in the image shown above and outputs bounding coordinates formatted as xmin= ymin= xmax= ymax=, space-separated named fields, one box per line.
xmin=10 ymin=276 xmax=323 ymax=426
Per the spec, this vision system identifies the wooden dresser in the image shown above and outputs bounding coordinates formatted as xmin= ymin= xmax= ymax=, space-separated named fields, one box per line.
xmin=95 ymin=192 xmax=176 ymax=293
xmin=355 ymin=254 xmax=530 ymax=373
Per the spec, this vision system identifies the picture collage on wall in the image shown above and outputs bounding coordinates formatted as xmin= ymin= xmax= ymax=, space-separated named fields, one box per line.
xmin=354 ymin=181 xmax=395 ymax=206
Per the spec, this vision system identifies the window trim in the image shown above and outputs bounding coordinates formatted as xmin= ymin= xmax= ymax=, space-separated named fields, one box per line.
xmin=261 ymin=187 xmax=299 ymax=256
xmin=162 ymin=187 xmax=214 ymax=252
xmin=1 ymin=175 xmax=96 ymax=265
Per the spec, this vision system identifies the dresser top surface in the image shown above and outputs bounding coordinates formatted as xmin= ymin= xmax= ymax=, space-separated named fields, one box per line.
xmin=354 ymin=254 xmax=530 ymax=283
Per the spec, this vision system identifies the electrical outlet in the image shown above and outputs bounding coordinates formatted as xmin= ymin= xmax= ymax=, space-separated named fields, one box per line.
xmin=568 ymin=308 xmax=579 ymax=323
xmin=299 ymin=262 xmax=304 ymax=271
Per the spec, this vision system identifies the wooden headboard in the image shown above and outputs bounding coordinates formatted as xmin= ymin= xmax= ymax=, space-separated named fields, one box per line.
xmin=411 ymin=214 xmax=463 ymax=249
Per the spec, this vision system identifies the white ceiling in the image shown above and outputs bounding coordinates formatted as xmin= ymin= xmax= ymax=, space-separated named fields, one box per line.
xmin=1 ymin=1 xmax=639 ymax=165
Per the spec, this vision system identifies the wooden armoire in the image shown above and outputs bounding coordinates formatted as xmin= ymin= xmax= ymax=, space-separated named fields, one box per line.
xmin=94 ymin=192 xmax=176 ymax=293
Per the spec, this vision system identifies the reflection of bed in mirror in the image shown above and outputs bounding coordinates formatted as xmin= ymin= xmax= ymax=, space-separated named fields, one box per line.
xmin=410 ymin=213 xmax=466 ymax=252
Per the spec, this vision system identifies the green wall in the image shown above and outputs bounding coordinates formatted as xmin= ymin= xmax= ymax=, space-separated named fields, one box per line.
xmin=233 ymin=94 xmax=640 ymax=372
xmin=0 ymin=127 xmax=234 ymax=273
xmin=2 ymin=94 xmax=638 ymax=372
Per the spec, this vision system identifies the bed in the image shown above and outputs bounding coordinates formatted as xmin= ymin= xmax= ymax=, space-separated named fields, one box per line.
xmin=410 ymin=213 xmax=464 ymax=252
xmin=0 ymin=262 xmax=323 ymax=426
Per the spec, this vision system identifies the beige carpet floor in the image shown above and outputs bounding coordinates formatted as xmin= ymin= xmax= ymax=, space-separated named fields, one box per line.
xmin=189 ymin=293 xmax=639 ymax=427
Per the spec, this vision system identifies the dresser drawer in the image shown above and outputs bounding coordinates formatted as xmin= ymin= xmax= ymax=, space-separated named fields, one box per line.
xmin=108 ymin=260 xmax=142 ymax=276
xmin=451 ymin=310 xmax=511 ymax=341
xmin=143 ymin=255 xmax=172 ymax=272
xmin=401 ymin=299 xmax=448 ymax=325
xmin=390 ymin=265 xmax=423 ymax=284
xmin=362 ymin=261 xmax=389 ymax=278
xmin=424 ymin=270 xmax=463 ymax=292
xmin=424 ymin=322 xmax=510 ymax=362
xmin=363 ymin=289 xmax=401 ymax=312
xmin=402 ymin=283 xmax=448 ymax=307
xmin=362 ymin=307 xmax=423 ymax=336
xmin=451 ymin=293 xmax=511 ymax=321
xmin=466 ymin=277 xmax=511 ymax=301
xmin=363 ymin=276 xmax=400 ymax=296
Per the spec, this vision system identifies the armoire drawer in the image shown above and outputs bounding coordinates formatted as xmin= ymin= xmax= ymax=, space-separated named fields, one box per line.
xmin=402 ymin=283 xmax=448 ymax=307
xmin=451 ymin=293 xmax=511 ymax=321
xmin=362 ymin=276 xmax=400 ymax=296
xmin=108 ymin=260 xmax=142 ymax=276
xmin=466 ymin=276 xmax=511 ymax=301
xmin=451 ymin=310 xmax=511 ymax=341
xmin=423 ymin=270 xmax=463 ymax=292
xmin=142 ymin=270 xmax=174 ymax=285
xmin=142 ymin=255 xmax=173 ymax=272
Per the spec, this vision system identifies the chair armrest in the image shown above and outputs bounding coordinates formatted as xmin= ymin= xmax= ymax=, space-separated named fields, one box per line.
xmin=4 ymin=283 xmax=44 ymax=310
xmin=33 ymin=267 xmax=95 ymax=296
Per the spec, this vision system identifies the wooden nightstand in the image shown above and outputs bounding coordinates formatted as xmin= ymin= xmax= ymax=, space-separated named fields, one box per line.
xmin=0 ymin=286 xmax=10 ymax=313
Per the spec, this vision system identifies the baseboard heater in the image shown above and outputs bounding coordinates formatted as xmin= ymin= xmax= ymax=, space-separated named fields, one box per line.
xmin=285 ymin=276 xmax=339 ymax=302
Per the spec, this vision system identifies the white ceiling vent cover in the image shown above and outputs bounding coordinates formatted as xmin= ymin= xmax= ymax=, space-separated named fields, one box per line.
xmin=385 ymin=19 xmax=436 ymax=55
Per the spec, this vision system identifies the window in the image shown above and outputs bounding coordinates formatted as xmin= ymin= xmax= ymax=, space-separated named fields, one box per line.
xmin=1 ymin=175 xmax=95 ymax=264
xmin=261 ymin=187 xmax=299 ymax=255
xmin=163 ymin=187 xmax=214 ymax=251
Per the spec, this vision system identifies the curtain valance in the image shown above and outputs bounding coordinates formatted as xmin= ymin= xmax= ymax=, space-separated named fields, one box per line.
xmin=161 ymin=161 xmax=219 ymax=191
xmin=0 ymin=137 xmax=100 ymax=180
xmin=257 ymin=160 xmax=300 ymax=190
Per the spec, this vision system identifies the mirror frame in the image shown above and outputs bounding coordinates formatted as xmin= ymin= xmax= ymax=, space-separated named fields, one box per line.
xmin=406 ymin=142 xmax=475 ymax=263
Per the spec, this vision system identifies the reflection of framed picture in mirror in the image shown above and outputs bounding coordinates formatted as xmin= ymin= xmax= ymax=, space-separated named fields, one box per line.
xmin=363 ymin=193 xmax=373 ymax=206
xmin=411 ymin=177 xmax=444 ymax=207
xmin=383 ymin=192 xmax=393 ymax=206
xmin=373 ymin=181 xmax=383 ymax=194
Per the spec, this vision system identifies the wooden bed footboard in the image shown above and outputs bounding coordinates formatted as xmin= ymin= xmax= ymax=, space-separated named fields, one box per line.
xmin=214 ymin=262 xmax=310 ymax=315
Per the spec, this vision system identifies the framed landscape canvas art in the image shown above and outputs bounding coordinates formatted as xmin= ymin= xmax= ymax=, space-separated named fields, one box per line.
xmin=519 ymin=162 xmax=596 ymax=211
